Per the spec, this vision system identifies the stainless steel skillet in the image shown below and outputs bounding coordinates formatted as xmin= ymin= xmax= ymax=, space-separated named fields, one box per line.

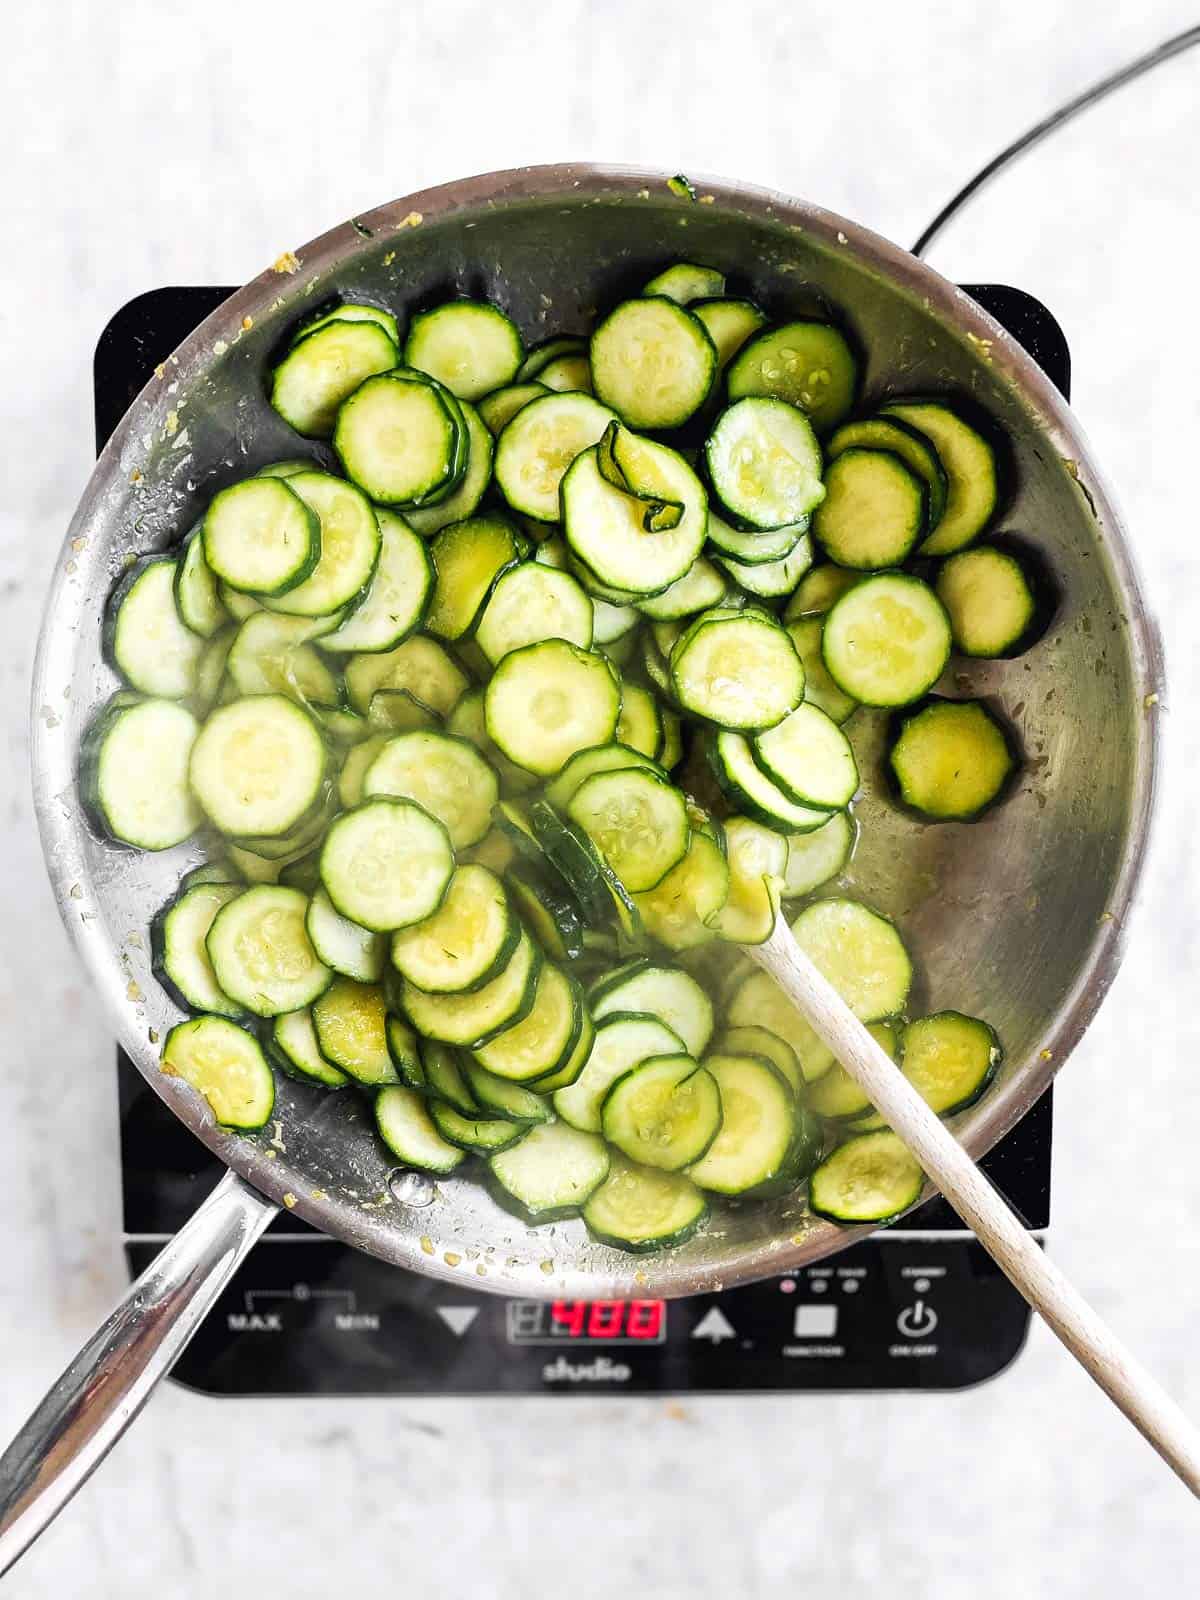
xmin=6 ymin=163 xmax=1162 ymax=1565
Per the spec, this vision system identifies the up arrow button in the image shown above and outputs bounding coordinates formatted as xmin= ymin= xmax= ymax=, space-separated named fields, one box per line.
xmin=437 ymin=1306 xmax=480 ymax=1337
xmin=691 ymin=1306 xmax=736 ymax=1343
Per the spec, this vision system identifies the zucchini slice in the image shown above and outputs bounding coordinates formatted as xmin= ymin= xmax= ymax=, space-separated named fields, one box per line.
xmin=582 ymin=1155 xmax=708 ymax=1252
xmin=430 ymin=1101 xmax=527 ymax=1154
xmin=535 ymin=355 xmax=592 ymax=392
xmin=320 ymin=798 xmax=455 ymax=932
xmin=385 ymin=1014 xmax=425 ymax=1088
xmin=82 ymin=696 xmax=201 ymax=850
xmin=175 ymin=525 xmax=229 ymax=638
xmin=463 ymin=1063 xmax=552 ymax=1123
xmin=312 ymin=977 xmax=396 ymax=1083
xmin=881 ymin=400 xmax=997 ymax=555
xmin=806 ymin=1022 xmax=899 ymax=1119
xmin=715 ymin=1024 xmax=803 ymax=1093
xmin=494 ymin=391 xmax=616 ymax=522
xmin=476 ymin=562 xmax=594 ymax=663
xmin=726 ymin=320 xmax=858 ymax=435
xmin=484 ymin=639 xmax=620 ymax=775
xmin=784 ymin=617 xmax=858 ymax=725
xmin=206 ymin=886 xmax=331 ymax=1017
xmin=389 ymin=864 xmax=516 ymax=993
xmin=505 ymin=863 xmax=585 ymax=962
xmin=518 ymin=335 xmax=587 ymax=382
xmin=889 ymin=698 xmax=1015 ymax=821
xmin=826 ymin=415 xmax=948 ymax=532
xmin=225 ymin=613 xmax=342 ymax=707
xmin=791 ymin=898 xmax=912 ymax=1021
xmin=632 ymin=827 xmax=729 ymax=951
xmin=295 ymin=302 xmax=401 ymax=345
xmin=554 ymin=1012 xmax=684 ymax=1133
xmin=567 ymin=767 xmax=689 ymax=892
xmin=614 ymin=681 xmax=663 ymax=759
xmin=530 ymin=1007 xmax=595 ymax=1093
xmin=691 ymin=297 xmax=767 ymax=371
xmin=270 ymin=1007 xmax=349 ymax=1088
xmin=203 ymin=477 xmax=320 ymax=597
xmin=264 ymin=471 xmax=381 ymax=619
xmin=270 ymin=318 xmax=398 ymax=438
xmin=726 ymin=968 xmax=834 ymax=1083
xmin=421 ymin=1042 xmax=480 ymax=1113
xmin=671 ymin=609 xmax=804 ymax=731
xmin=404 ymin=402 xmax=495 ymax=536
xmin=900 ymin=1011 xmax=1001 ymax=1116
xmin=706 ymin=397 xmax=825 ymax=528
xmin=425 ymin=514 xmax=524 ymax=640
xmin=686 ymin=1053 xmax=796 ymax=1196
xmin=160 ymin=1015 xmax=275 ymax=1131
xmin=334 ymin=371 xmax=465 ymax=507
xmin=714 ymin=538 xmax=813 ymax=600
xmin=189 ymin=695 xmax=327 ymax=839
xmin=781 ymin=809 xmax=856 ymax=900
xmin=402 ymin=930 xmax=540 ymax=1047
xmin=706 ymin=510 xmax=803 ymax=566
xmin=590 ymin=963 xmax=714 ymax=1056
xmin=316 ymin=509 xmax=433 ymax=653
xmin=706 ymin=816 xmax=788 ymax=945
xmin=636 ymin=556 xmax=728 ymax=623
xmin=811 ymin=448 xmax=926 ymax=569
xmin=784 ymin=562 xmax=863 ymax=620
xmin=711 ymin=731 xmax=832 ymax=832
xmin=152 ymin=881 xmax=245 ymax=1016
xmin=344 ymin=634 xmax=469 ymax=717
xmin=822 ymin=574 xmax=951 ymax=707
xmin=305 ymin=886 xmax=385 ymax=983
xmin=602 ymin=1053 xmax=721 ymax=1171
xmin=935 ymin=545 xmax=1036 ymax=658
xmin=363 ymin=729 xmax=498 ymax=849
xmin=752 ymin=701 xmax=859 ymax=810
xmin=590 ymin=297 xmax=716 ymax=429
xmin=544 ymin=741 xmax=665 ymax=810
xmin=488 ymin=1119 xmax=611 ymax=1220
xmin=374 ymin=1085 xmax=466 ymax=1173
xmin=561 ymin=432 xmax=708 ymax=595
xmin=809 ymin=1131 xmax=923 ymax=1223
xmin=105 ymin=557 xmax=205 ymax=699
xmin=404 ymin=300 xmax=523 ymax=401
xmin=473 ymin=961 xmax=582 ymax=1082
xmin=193 ymin=625 xmax=237 ymax=712
xmin=642 ymin=262 xmax=726 ymax=303
xmin=479 ymin=381 xmax=550 ymax=436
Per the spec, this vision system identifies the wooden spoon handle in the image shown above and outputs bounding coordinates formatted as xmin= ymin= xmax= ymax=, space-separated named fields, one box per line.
xmin=752 ymin=917 xmax=1200 ymax=1498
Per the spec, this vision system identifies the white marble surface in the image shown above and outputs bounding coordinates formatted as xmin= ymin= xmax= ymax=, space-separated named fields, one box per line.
xmin=4 ymin=1 xmax=1200 ymax=1591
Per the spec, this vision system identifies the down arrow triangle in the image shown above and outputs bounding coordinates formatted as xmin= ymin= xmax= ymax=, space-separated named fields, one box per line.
xmin=437 ymin=1306 xmax=479 ymax=1337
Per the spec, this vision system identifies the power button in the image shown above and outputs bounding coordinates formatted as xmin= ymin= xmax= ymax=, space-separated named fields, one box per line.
xmin=896 ymin=1299 xmax=938 ymax=1338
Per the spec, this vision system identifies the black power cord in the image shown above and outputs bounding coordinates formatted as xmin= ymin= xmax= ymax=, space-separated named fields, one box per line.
xmin=912 ymin=23 xmax=1200 ymax=258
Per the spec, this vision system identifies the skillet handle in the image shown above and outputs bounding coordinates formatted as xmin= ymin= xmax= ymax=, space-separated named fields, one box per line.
xmin=0 ymin=1169 xmax=277 ymax=1574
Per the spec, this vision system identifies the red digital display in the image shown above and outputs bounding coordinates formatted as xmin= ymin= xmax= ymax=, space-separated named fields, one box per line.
xmin=506 ymin=1299 xmax=666 ymax=1344
xmin=550 ymin=1300 xmax=664 ymax=1341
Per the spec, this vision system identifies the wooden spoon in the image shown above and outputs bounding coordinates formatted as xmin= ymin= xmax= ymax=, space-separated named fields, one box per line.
xmin=751 ymin=914 xmax=1200 ymax=1496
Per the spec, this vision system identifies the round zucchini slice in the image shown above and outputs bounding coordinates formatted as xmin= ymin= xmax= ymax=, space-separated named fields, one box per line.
xmin=590 ymin=296 xmax=716 ymax=429
xmin=160 ymin=1015 xmax=275 ymax=1130
xmin=389 ymin=864 xmax=516 ymax=993
xmin=488 ymin=1119 xmax=611 ymax=1220
xmin=189 ymin=695 xmax=327 ymax=839
xmin=206 ymin=886 xmax=332 ymax=1017
xmin=202 ymin=477 xmax=320 ymax=597
xmin=809 ymin=1131 xmax=924 ymax=1223
xmin=602 ymin=1053 xmax=721 ymax=1171
xmin=790 ymin=898 xmax=912 ymax=1022
xmin=671 ymin=608 xmax=805 ymax=731
xmin=706 ymin=397 xmax=825 ymax=529
xmin=889 ymin=698 xmax=1015 ymax=821
xmin=494 ymin=391 xmax=617 ymax=522
xmin=484 ymin=639 xmax=620 ymax=776
xmin=935 ymin=545 xmax=1036 ymax=658
xmin=726 ymin=320 xmax=858 ymax=435
xmin=822 ymin=574 xmax=951 ymax=707
xmin=404 ymin=300 xmax=523 ymax=401
xmin=320 ymin=798 xmax=455 ymax=932
xmin=582 ymin=1156 xmax=708 ymax=1252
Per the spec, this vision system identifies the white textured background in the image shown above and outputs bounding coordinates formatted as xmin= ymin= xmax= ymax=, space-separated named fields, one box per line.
xmin=3 ymin=1 xmax=1200 ymax=1592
